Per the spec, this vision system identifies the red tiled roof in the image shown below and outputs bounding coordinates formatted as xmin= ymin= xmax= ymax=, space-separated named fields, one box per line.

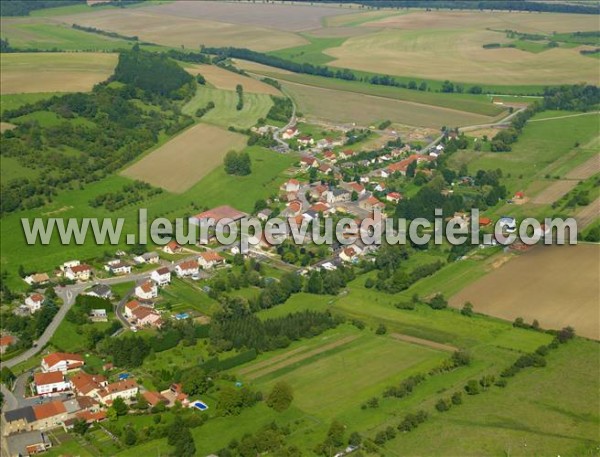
xmin=193 ymin=205 xmax=247 ymax=222
xmin=34 ymin=371 xmax=64 ymax=386
xmin=200 ymin=251 xmax=224 ymax=262
xmin=0 ymin=335 xmax=14 ymax=347
xmin=33 ymin=401 xmax=66 ymax=420
xmin=43 ymin=352 xmax=84 ymax=369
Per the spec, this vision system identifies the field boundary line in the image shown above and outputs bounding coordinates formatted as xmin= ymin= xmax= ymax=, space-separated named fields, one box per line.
xmin=390 ymin=333 xmax=458 ymax=352
xmin=245 ymin=334 xmax=359 ymax=380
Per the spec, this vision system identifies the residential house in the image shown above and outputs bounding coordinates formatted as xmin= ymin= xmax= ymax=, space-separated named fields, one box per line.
xmin=299 ymin=156 xmax=319 ymax=169
xmin=359 ymin=196 xmax=386 ymax=212
xmin=133 ymin=252 xmax=159 ymax=264
xmin=132 ymin=307 xmax=162 ymax=328
xmin=60 ymin=260 xmax=80 ymax=272
xmin=198 ymin=251 xmax=225 ymax=269
xmin=135 ymin=280 xmax=158 ymax=300
xmin=339 ymin=245 xmax=362 ymax=263
xmin=283 ymin=178 xmax=300 ymax=194
xmin=85 ymin=284 xmax=112 ymax=299
xmin=325 ymin=188 xmax=351 ymax=204
xmin=124 ymin=300 xmax=142 ymax=319
xmin=5 ymin=431 xmax=52 ymax=457
xmin=281 ymin=126 xmax=298 ymax=140
xmin=175 ymin=260 xmax=199 ymax=277
xmin=104 ymin=260 xmax=131 ymax=275
xmin=297 ymin=136 xmax=314 ymax=147
xmin=98 ymin=379 xmax=139 ymax=404
xmin=319 ymin=164 xmax=333 ymax=175
xmin=386 ymin=192 xmax=402 ymax=204
xmin=151 ymin=267 xmax=171 ymax=287
xmin=257 ymin=208 xmax=272 ymax=221
xmin=323 ymin=150 xmax=337 ymax=163
xmin=65 ymin=264 xmax=91 ymax=281
xmin=0 ymin=335 xmax=15 ymax=354
xmin=41 ymin=352 xmax=84 ymax=373
xmin=33 ymin=372 xmax=70 ymax=396
xmin=24 ymin=294 xmax=44 ymax=314
xmin=338 ymin=149 xmax=355 ymax=160
xmin=89 ymin=309 xmax=108 ymax=322
xmin=142 ymin=391 xmax=169 ymax=408
xmin=163 ymin=241 xmax=182 ymax=255
xmin=24 ymin=273 xmax=50 ymax=286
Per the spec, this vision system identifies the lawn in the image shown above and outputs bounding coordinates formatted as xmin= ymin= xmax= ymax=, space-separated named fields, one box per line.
xmin=182 ymin=87 xmax=274 ymax=130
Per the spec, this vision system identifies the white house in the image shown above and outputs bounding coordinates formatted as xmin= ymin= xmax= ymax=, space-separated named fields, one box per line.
xmin=24 ymin=294 xmax=45 ymax=313
xmin=41 ymin=352 xmax=85 ymax=373
xmin=65 ymin=264 xmax=92 ymax=281
xmin=151 ymin=267 xmax=171 ymax=287
xmin=104 ymin=261 xmax=131 ymax=275
xmin=34 ymin=371 xmax=71 ymax=395
xmin=175 ymin=260 xmax=199 ymax=277
xmin=98 ymin=379 xmax=139 ymax=404
xmin=135 ymin=281 xmax=158 ymax=300
xmin=339 ymin=245 xmax=362 ymax=263
xmin=198 ymin=251 xmax=225 ymax=269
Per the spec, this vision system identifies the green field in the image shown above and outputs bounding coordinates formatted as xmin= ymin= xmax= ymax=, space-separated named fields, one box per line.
xmin=182 ymin=87 xmax=273 ymax=129
xmin=0 ymin=146 xmax=297 ymax=291
xmin=245 ymin=67 xmax=505 ymax=117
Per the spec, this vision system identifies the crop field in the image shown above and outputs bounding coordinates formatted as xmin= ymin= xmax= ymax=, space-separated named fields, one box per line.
xmin=182 ymin=87 xmax=274 ymax=130
xmin=184 ymin=64 xmax=280 ymax=95
xmin=248 ymin=70 xmax=505 ymax=116
xmin=0 ymin=17 xmax=138 ymax=51
xmin=324 ymin=11 xmax=600 ymax=85
xmin=121 ymin=123 xmax=247 ymax=193
xmin=48 ymin=8 xmax=307 ymax=51
xmin=450 ymin=245 xmax=600 ymax=340
xmin=281 ymin=80 xmax=496 ymax=128
xmin=144 ymin=1 xmax=349 ymax=32
xmin=0 ymin=52 xmax=117 ymax=94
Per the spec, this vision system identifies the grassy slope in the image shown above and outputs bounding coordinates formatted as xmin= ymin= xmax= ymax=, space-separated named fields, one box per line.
xmin=247 ymin=68 xmax=505 ymax=117
xmin=182 ymin=87 xmax=273 ymax=129
xmin=0 ymin=146 xmax=297 ymax=291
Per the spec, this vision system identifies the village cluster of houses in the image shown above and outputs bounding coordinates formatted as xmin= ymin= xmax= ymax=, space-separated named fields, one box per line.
xmin=2 ymin=350 xmax=194 ymax=454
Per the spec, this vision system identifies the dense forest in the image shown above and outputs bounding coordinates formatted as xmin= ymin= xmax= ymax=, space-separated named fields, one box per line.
xmin=112 ymin=45 xmax=194 ymax=97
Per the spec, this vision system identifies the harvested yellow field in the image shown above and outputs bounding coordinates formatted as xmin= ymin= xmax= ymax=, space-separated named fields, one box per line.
xmin=325 ymin=11 xmax=600 ymax=85
xmin=50 ymin=8 xmax=306 ymax=51
xmin=283 ymin=81 xmax=495 ymax=128
xmin=450 ymin=245 xmax=600 ymax=340
xmin=122 ymin=123 xmax=247 ymax=193
xmin=0 ymin=52 xmax=117 ymax=94
xmin=185 ymin=64 xmax=280 ymax=95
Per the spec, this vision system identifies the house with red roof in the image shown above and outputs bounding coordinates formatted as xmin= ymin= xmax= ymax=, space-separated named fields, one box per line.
xmin=386 ymin=192 xmax=403 ymax=204
xmin=163 ymin=241 xmax=182 ymax=255
xmin=24 ymin=294 xmax=45 ymax=313
xmin=151 ymin=267 xmax=171 ymax=287
xmin=64 ymin=264 xmax=92 ymax=281
xmin=175 ymin=260 xmax=199 ymax=277
xmin=135 ymin=280 xmax=158 ymax=301
xmin=198 ymin=251 xmax=225 ymax=269
xmin=41 ymin=353 xmax=84 ymax=373
xmin=0 ymin=335 xmax=15 ymax=354
xmin=34 ymin=372 xmax=70 ymax=396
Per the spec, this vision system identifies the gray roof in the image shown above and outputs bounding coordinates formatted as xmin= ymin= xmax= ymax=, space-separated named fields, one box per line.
xmin=7 ymin=431 xmax=49 ymax=456
xmin=88 ymin=284 xmax=112 ymax=296
xmin=4 ymin=406 xmax=36 ymax=424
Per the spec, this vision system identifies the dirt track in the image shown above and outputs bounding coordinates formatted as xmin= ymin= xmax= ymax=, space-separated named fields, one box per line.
xmin=244 ymin=335 xmax=359 ymax=380
xmin=390 ymin=333 xmax=457 ymax=352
